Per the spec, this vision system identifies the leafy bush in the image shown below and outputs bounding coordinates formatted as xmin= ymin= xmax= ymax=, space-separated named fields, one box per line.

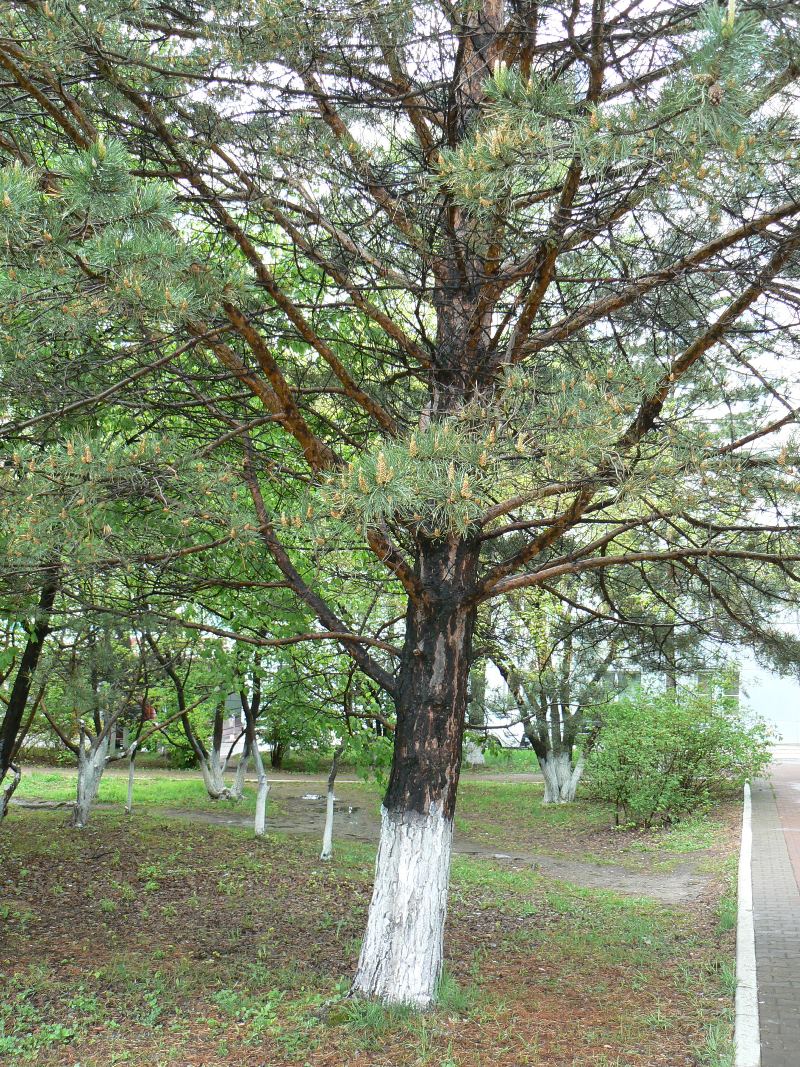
xmin=16 ymin=744 xmax=74 ymax=767
xmin=584 ymin=684 xmax=771 ymax=827
xmin=165 ymin=744 xmax=198 ymax=770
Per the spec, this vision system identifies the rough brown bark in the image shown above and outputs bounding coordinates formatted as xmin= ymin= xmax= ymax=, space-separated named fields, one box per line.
xmin=0 ymin=568 xmax=59 ymax=784
xmin=384 ymin=537 xmax=480 ymax=822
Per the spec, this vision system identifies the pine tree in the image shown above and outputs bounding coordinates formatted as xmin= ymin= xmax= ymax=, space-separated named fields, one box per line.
xmin=1 ymin=0 xmax=800 ymax=1004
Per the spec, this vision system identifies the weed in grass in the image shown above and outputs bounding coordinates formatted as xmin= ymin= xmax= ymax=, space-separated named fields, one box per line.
xmin=69 ymin=990 xmax=104 ymax=1021
xmin=436 ymin=968 xmax=480 ymax=1014
xmin=642 ymin=1004 xmax=672 ymax=1031
xmin=717 ymin=960 xmax=737 ymax=996
xmin=212 ymin=987 xmax=286 ymax=1044
xmin=716 ymin=893 xmax=737 ymax=933
xmin=342 ymin=997 xmax=415 ymax=1045
xmin=698 ymin=1020 xmax=734 ymax=1067
xmin=0 ymin=982 xmax=78 ymax=1063
xmin=0 ymin=903 xmax=35 ymax=931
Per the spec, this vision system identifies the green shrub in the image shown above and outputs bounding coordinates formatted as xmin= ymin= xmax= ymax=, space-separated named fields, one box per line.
xmin=584 ymin=684 xmax=771 ymax=827
xmin=16 ymin=744 xmax=74 ymax=767
xmin=165 ymin=744 xmax=198 ymax=770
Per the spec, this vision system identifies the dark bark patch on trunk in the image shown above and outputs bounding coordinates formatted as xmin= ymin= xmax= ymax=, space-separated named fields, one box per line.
xmin=385 ymin=537 xmax=479 ymax=822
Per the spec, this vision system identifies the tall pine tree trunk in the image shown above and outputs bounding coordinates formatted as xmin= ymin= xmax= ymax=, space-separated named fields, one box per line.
xmin=352 ymin=538 xmax=478 ymax=1007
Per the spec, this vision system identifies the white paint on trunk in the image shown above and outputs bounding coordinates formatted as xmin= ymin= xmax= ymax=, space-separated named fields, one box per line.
xmin=320 ymin=747 xmax=342 ymax=861
xmin=199 ymin=751 xmax=230 ymax=799
xmin=320 ymin=789 xmax=336 ymax=860
xmin=72 ymin=733 xmax=110 ymax=829
xmin=539 ymin=750 xmax=584 ymax=804
xmin=352 ymin=806 xmax=452 ymax=1007
xmin=0 ymin=764 xmax=21 ymax=822
xmin=231 ymin=747 xmax=250 ymax=801
xmin=251 ymin=737 xmax=269 ymax=837
xmin=124 ymin=747 xmax=137 ymax=815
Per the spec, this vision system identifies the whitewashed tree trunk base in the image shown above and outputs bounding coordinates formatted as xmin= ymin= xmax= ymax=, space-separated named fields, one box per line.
xmin=124 ymin=749 xmax=137 ymax=815
xmin=320 ymin=746 xmax=342 ymax=861
xmin=320 ymin=789 xmax=336 ymax=861
xmin=72 ymin=735 xmax=110 ymax=829
xmin=231 ymin=748 xmax=250 ymax=802
xmin=0 ymin=764 xmax=21 ymax=822
xmin=252 ymin=739 xmax=268 ymax=837
xmin=200 ymin=754 xmax=230 ymax=800
xmin=352 ymin=806 xmax=452 ymax=1007
xmin=539 ymin=751 xmax=584 ymax=804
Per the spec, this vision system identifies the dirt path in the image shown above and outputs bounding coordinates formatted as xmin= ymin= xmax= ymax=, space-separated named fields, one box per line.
xmin=142 ymin=796 xmax=707 ymax=904
xmin=12 ymin=778 xmax=710 ymax=905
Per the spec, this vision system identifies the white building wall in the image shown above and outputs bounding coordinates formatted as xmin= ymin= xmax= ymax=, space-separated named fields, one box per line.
xmin=738 ymin=648 xmax=800 ymax=743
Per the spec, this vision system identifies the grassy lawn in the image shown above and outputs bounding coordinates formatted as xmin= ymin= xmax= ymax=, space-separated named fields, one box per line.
xmin=0 ymin=797 xmax=737 ymax=1067
xmin=454 ymin=778 xmax=740 ymax=875
xmin=13 ymin=765 xmax=739 ymax=879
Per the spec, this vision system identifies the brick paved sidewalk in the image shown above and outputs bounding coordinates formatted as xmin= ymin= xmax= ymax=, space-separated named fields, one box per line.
xmin=751 ymin=763 xmax=800 ymax=1067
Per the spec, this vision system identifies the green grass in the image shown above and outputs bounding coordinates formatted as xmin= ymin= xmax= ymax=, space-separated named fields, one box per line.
xmin=1 ymin=807 xmax=737 ymax=1066
xmin=15 ymin=764 xmax=736 ymax=883
xmin=631 ymin=814 xmax=724 ymax=854
xmin=13 ymin=767 xmax=276 ymax=815
xmin=476 ymin=747 xmax=543 ymax=773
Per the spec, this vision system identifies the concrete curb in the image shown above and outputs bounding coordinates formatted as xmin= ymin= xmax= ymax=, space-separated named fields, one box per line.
xmin=735 ymin=781 xmax=760 ymax=1067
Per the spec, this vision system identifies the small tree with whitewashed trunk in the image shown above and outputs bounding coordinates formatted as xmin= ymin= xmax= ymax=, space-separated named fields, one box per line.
xmin=251 ymin=735 xmax=269 ymax=837
xmin=320 ymin=744 xmax=343 ymax=861
xmin=145 ymin=632 xmax=235 ymax=800
xmin=230 ymin=739 xmax=250 ymax=802
xmin=489 ymin=593 xmax=622 ymax=803
xmin=124 ymin=739 xmax=137 ymax=816
xmin=239 ymin=674 xmax=270 ymax=837
xmin=34 ymin=624 xmax=144 ymax=828
xmin=72 ymin=718 xmax=114 ymax=829
xmin=202 ymin=702 xmax=232 ymax=800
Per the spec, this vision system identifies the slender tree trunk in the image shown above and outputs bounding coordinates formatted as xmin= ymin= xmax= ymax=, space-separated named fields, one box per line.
xmin=124 ymin=745 xmax=137 ymax=815
xmin=270 ymin=740 xmax=285 ymax=769
xmin=352 ymin=538 xmax=478 ymax=1007
xmin=252 ymin=735 xmax=269 ymax=837
xmin=0 ymin=569 xmax=59 ymax=803
xmin=0 ymin=763 xmax=21 ymax=822
xmin=198 ymin=753 xmax=230 ymax=799
xmin=207 ymin=743 xmax=229 ymax=797
xmin=190 ymin=703 xmax=231 ymax=799
xmin=320 ymin=745 xmax=343 ymax=861
xmin=71 ymin=727 xmax=110 ymax=829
